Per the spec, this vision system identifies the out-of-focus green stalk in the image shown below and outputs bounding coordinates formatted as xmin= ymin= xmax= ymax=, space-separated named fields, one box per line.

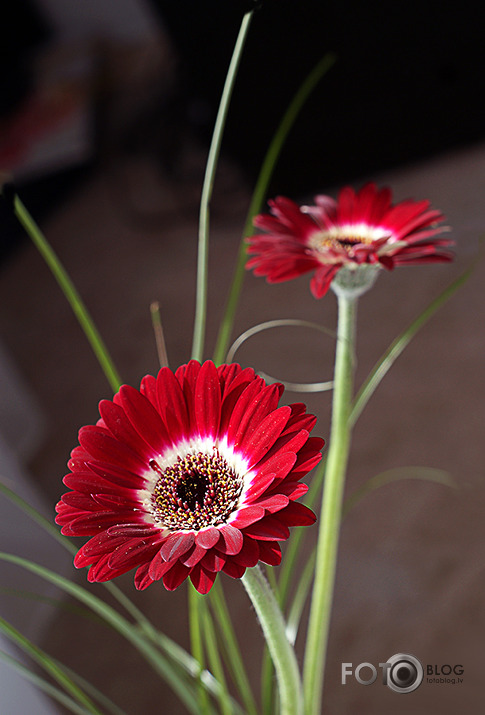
xmin=209 ymin=582 xmax=259 ymax=715
xmin=13 ymin=195 xmax=122 ymax=393
xmin=0 ymin=616 xmax=103 ymax=714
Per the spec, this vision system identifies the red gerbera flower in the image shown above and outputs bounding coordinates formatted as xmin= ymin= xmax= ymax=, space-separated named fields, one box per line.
xmin=56 ymin=361 xmax=323 ymax=594
xmin=246 ymin=183 xmax=454 ymax=298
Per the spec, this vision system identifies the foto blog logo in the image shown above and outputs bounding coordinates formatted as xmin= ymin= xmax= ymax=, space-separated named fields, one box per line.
xmin=341 ymin=653 xmax=424 ymax=693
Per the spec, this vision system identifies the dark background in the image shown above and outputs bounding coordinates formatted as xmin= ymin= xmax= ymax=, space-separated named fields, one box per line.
xmin=2 ymin=0 xmax=485 ymax=207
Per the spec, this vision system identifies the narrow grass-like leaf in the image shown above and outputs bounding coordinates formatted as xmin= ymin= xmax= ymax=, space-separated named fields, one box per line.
xmin=0 ymin=587 xmax=102 ymax=624
xmin=0 ymin=649 xmax=97 ymax=715
xmin=0 ymin=478 xmax=224 ymax=700
xmin=0 ymin=553 xmax=203 ymax=715
xmin=189 ymin=587 xmax=211 ymax=715
xmin=213 ymin=53 xmax=336 ymax=365
xmin=13 ymin=195 xmax=122 ymax=394
xmin=192 ymin=10 xmax=253 ymax=362
xmin=209 ymin=582 xmax=259 ymax=715
xmin=0 ymin=478 xmax=158 ymax=635
xmin=201 ymin=606 xmax=234 ymax=715
xmin=343 ymin=466 xmax=456 ymax=517
xmin=54 ymin=660 xmax=128 ymax=715
xmin=0 ymin=616 xmax=102 ymax=714
xmin=350 ymin=264 xmax=475 ymax=427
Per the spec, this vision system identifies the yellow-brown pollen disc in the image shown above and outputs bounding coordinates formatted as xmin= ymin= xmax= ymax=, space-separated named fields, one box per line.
xmin=309 ymin=231 xmax=374 ymax=253
xmin=149 ymin=450 xmax=243 ymax=530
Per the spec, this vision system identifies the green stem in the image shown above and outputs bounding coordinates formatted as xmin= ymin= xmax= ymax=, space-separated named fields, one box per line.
xmin=242 ymin=566 xmax=302 ymax=715
xmin=191 ymin=10 xmax=253 ymax=362
xmin=303 ymin=293 xmax=357 ymax=715
xmin=13 ymin=195 xmax=122 ymax=393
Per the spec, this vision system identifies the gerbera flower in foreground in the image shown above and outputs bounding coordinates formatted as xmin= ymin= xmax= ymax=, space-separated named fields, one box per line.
xmin=56 ymin=361 xmax=323 ymax=594
xmin=246 ymin=182 xmax=454 ymax=298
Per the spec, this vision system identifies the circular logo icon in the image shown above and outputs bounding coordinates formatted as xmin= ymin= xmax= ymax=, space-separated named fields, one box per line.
xmin=385 ymin=653 xmax=423 ymax=693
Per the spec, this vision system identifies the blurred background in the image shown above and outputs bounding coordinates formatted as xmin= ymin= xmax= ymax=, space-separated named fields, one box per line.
xmin=0 ymin=1 xmax=484 ymax=713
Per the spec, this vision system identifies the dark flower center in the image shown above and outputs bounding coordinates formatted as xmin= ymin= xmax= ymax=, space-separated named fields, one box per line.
xmin=336 ymin=237 xmax=362 ymax=247
xmin=150 ymin=449 xmax=243 ymax=531
xmin=176 ymin=472 xmax=208 ymax=511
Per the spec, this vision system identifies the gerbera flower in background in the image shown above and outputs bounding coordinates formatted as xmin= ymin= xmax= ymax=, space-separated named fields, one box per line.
xmin=56 ymin=361 xmax=323 ymax=594
xmin=246 ymin=183 xmax=454 ymax=298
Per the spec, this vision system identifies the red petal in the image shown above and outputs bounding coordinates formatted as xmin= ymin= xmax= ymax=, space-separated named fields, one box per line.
xmin=99 ymin=400 xmax=153 ymax=460
xmin=279 ymin=502 xmax=317 ymax=526
xmin=135 ymin=562 xmax=154 ymax=590
xmin=181 ymin=543 xmax=206 ymax=567
xmin=190 ymin=565 xmax=217 ymax=594
xmin=148 ymin=551 xmax=175 ymax=580
xmin=252 ymin=452 xmax=296 ymax=484
xmin=310 ymin=265 xmax=339 ymax=298
xmin=242 ymin=406 xmax=291 ymax=466
xmin=79 ymin=426 xmax=147 ymax=474
xmin=194 ymin=361 xmax=221 ymax=437
xmin=61 ymin=492 xmax=103 ymax=511
xmin=195 ymin=527 xmax=220 ymax=549
xmin=231 ymin=384 xmax=283 ymax=451
xmin=63 ymin=510 xmax=137 ymax=536
xmin=86 ymin=462 xmax=148 ymax=490
xmin=219 ymin=367 xmax=258 ymax=434
xmin=225 ymin=379 xmax=265 ymax=445
xmin=108 ymin=537 xmax=162 ymax=570
xmin=253 ymin=494 xmax=289 ymax=513
xmin=229 ymin=505 xmax=265 ymax=529
xmin=231 ymin=535 xmax=259 ymax=567
xmin=106 ymin=524 xmax=161 ymax=537
xmin=156 ymin=367 xmax=189 ymax=443
xmin=119 ymin=385 xmax=171 ymax=455
xmin=162 ymin=561 xmax=190 ymax=590
xmin=200 ymin=550 xmax=226 ymax=572
xmin=244 ymin=472 xmax=275 ymax=501
xmin=218 ymin=524 xmax=243 ymax=555
xmin=276 ymin=482 xmax=309 ymax=500
xmin=74 ymin=533 xmax=127 ymax=567
xmin=160 ymin=532 xmax=195 ymax=561
xmin=258 ymin=541 xmax=282 ymax=566
xmin=221 ymin=560 xmax=246 ymax=579
xmin=243 ymin=516 xmax=290 ymax=541
xmin=63 ymin=471 xmax=139 ymax=498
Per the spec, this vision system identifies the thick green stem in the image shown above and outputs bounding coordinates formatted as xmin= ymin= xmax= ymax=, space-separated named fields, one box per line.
xmin=303 ymin=293 xmax=357 ymax=715
xmin=242 ymin=566 xmax=302 ymax=715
